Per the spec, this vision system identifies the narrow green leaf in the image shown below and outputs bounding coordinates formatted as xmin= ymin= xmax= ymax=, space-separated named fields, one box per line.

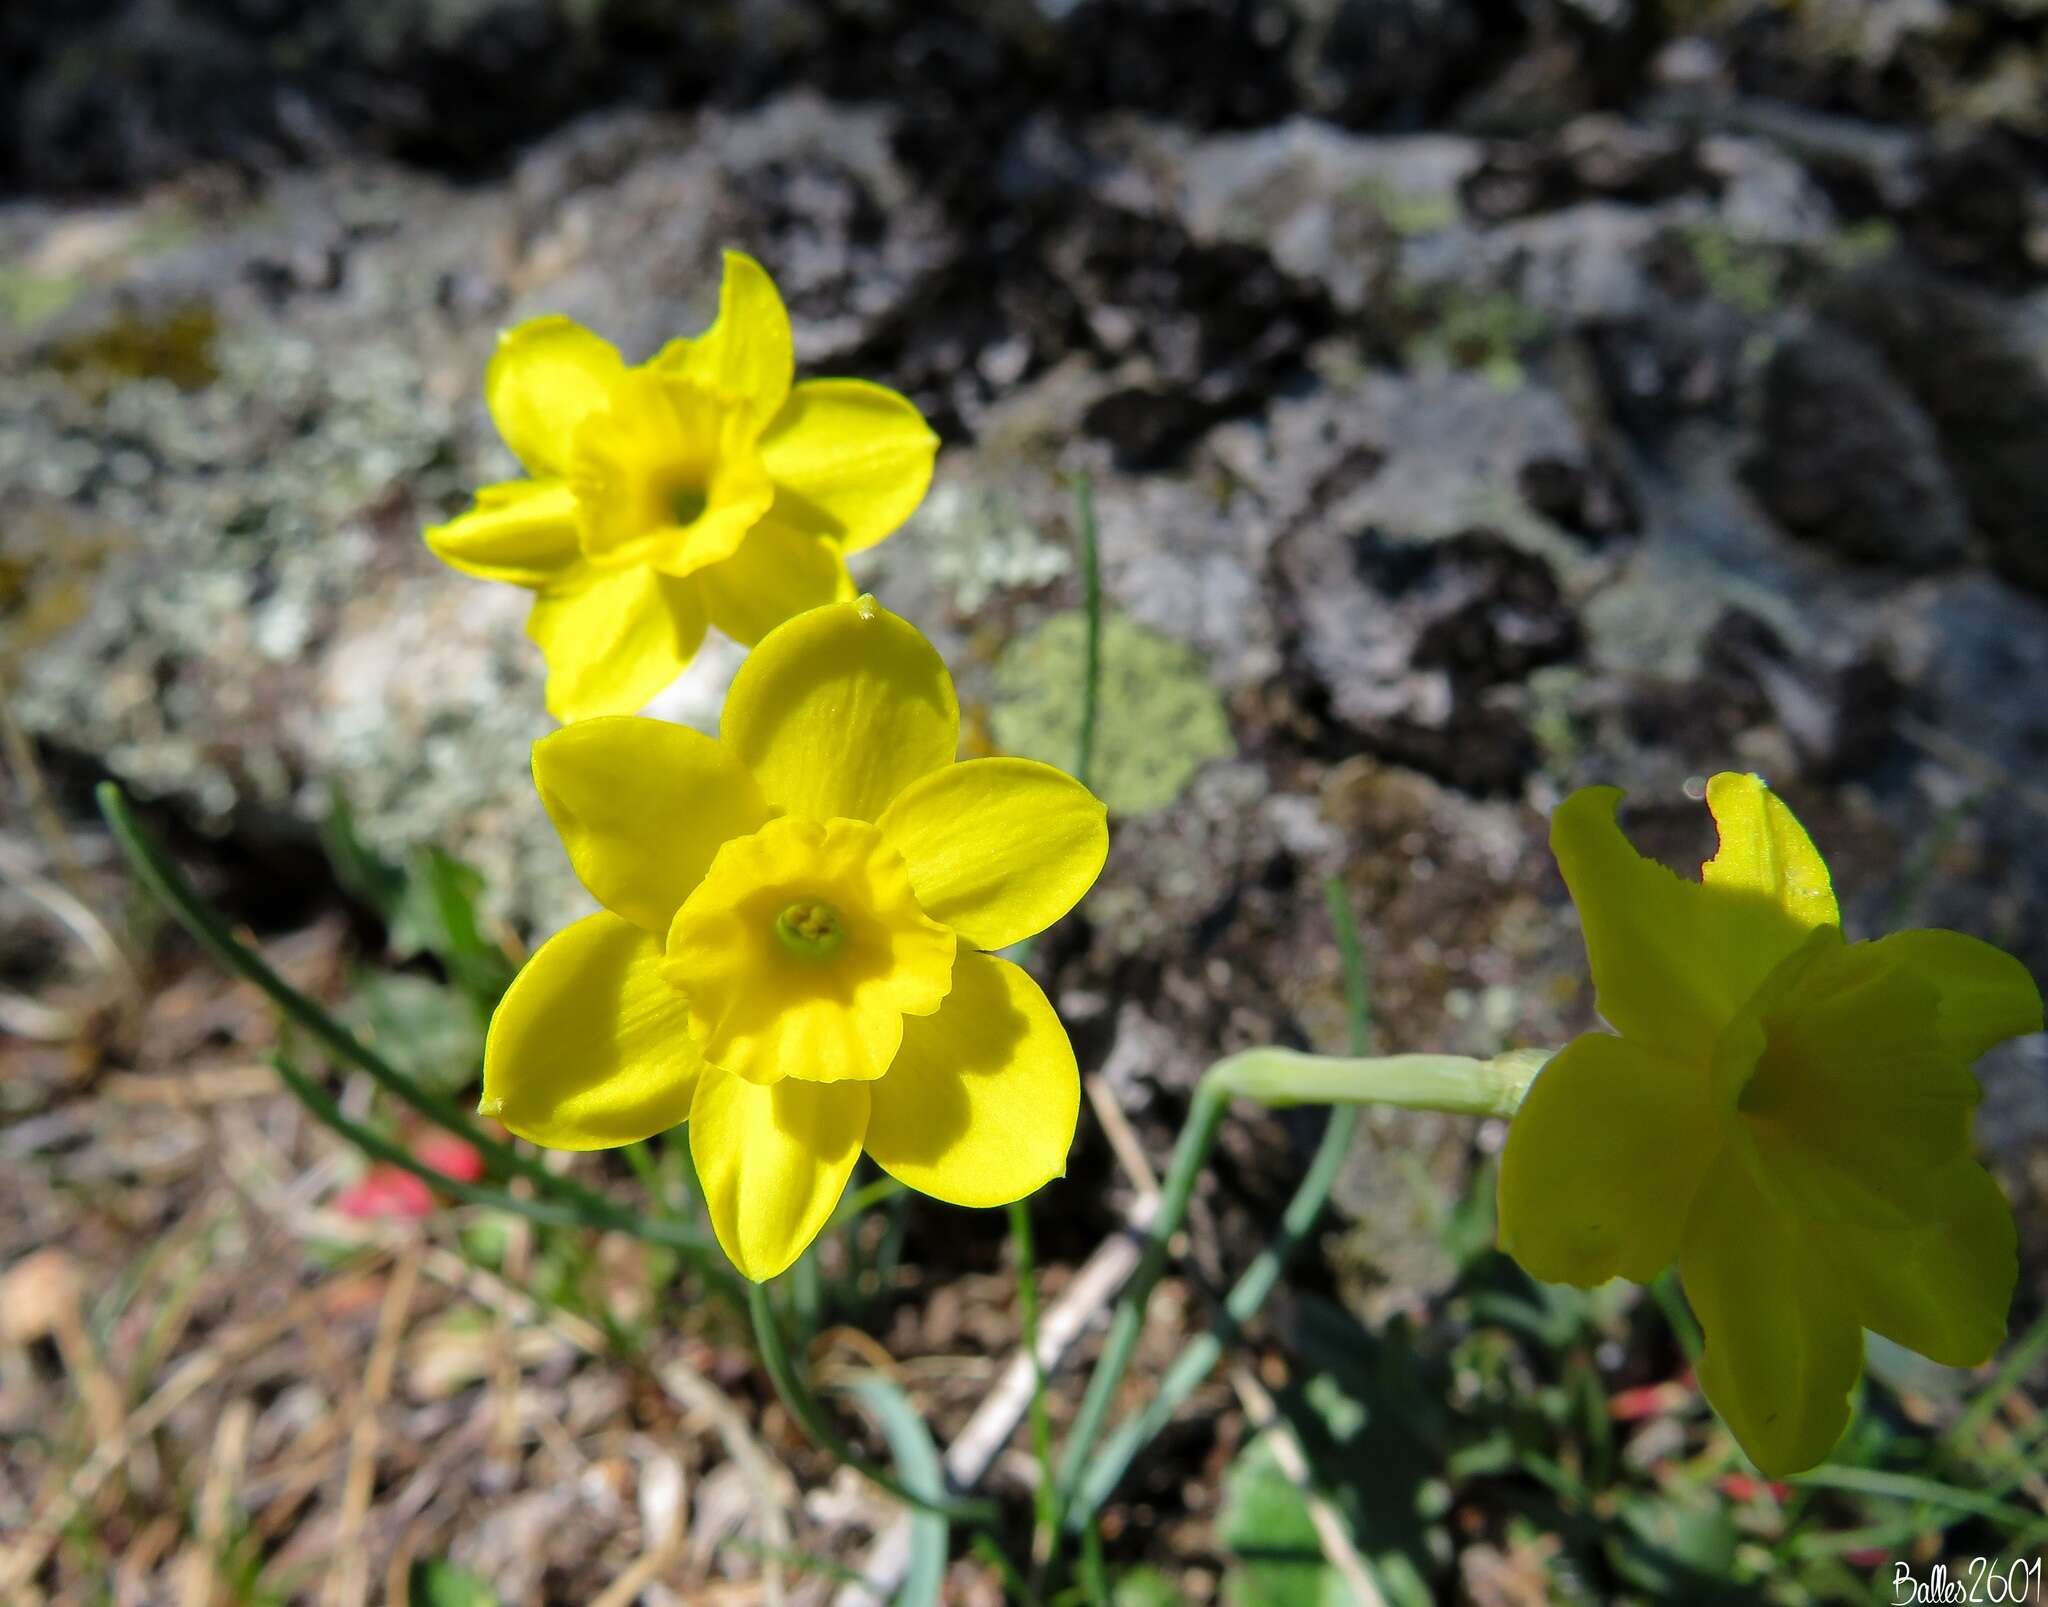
xmin=98 ymin=781 xmax=742 ymax=1301
xmin=1071 ymin=470 xmax=1103 ymax=793
xmin=845 ymin=1375 xmax=952 ymax=1607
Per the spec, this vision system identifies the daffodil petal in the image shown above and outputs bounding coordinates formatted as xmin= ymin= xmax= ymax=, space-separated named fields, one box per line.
xmin=863 ymin=953 xmax=1079 ymax=1207
xmin=527 ymin=566 xmax=706 ymax=723
xmin=1702 ymin=772 xmax=1840 ymax=934
xmin=758 ymin=379 xmax=939 ymax=553
xmin=1864 ymin=928 xmax=2043 ymax=1063
xmin=480 ymin=913 xmax=702 ymax=1150
xmin=722 ymin=598 xmax=959 ymax=822
xmin=424 ymin=479 xmax=582 ymax=588
xmin=1818 ymin=1161 xmax=2015 ymax=1368
xmin=1735 ymin=938 xmax=1979 ymax=1228
xmin=568 ymin=371 xmax=775 ymax=576
xmin=1681 ymin=1151 xmax=1864 ymax=1477
xmin=876 ymin=759 xmax=1108 ymax=950
xmin=652 ymin=250 xmax=793 ymax=422
xmin=1551 ymin=786 xmax=1819 ymax=1063
xmin=1496 ymin=1033 xmax=1720 ymax=1286
xmin=697 ymin=518 xmax=855 ymax=647
xmin=532 ymin=717 xmax=770 ymax=935
xmin=689 ymin=1064 xmax=867 ymax=1281
xmin=663 ymin=817 xmax=955 ymax=1086
xmin=486 ymin=316 xmax=627 ymax=478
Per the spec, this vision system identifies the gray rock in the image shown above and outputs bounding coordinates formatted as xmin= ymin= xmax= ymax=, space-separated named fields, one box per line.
xmin=2 ymin=98 xmax=966 ymax=932
xmin=1294 ymin=0 xmax=1521 ymax=128
xmin=9 ymin=66 xmax=2048 ymax=1250
xmin=1742 ymin=320 xmax=1971 ymax=570
xmin=1276 ymin=522 xmax=1581 ymax=795
xmin=1173 ymin=120 xmax=1482 ymax=311
xmin=1822 ymin=265 xmax=2048 ymax=594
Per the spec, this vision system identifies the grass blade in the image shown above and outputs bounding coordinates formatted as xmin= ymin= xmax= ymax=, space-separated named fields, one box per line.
xmin=1949 ymin=1304 xmax=2048 ymax=1450
xmin=1011 ymin=1195 xmax=1061 ymax=1560
xmin=1071 ymin=471 xmax=1103 ymax=793
xmin=1789 ymin=1464 xmax=2041 ymax=1528
xmin=101 ymin=780 xmax=508 ymax=1158
xmin=748 ymin=1282 xmax=996 ymax=1526
xmin=101 ymin=781 xmax=743 ymax=1300
xmin=845 ymin=1374 xmax=954 ymax=1607
xmin=1060 ymin=879 xmax=1374 ymax=1528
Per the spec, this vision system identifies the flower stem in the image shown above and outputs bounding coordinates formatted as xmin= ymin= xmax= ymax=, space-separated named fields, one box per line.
xmin=1206 ymin=1045 xmax=1549 ymax=1118
xmin=1053 ymin=1031 xmax=1550 ymax=1520
xmin=272 ymin=1051 xmax=597 ymax=1237
xmin=746 ymin=1282 xmax=999 ymax=1526
xmin=1064 ymin=1100 xmax=1360 ymax=1529
xmin=1059 ymin=878 xmax=1376 ymax=1528
xmin=1071 ymin=471 xmax=1103 ymax=793
xmin=1009 ymin=1194 xmax=1061 ymax=1569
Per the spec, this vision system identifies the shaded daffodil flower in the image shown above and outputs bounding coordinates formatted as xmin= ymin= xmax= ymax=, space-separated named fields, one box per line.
xmin=425 ymin=253 xmax=939 ymax=721
xmin=1499 ymin=774 xmax=2041 ymax=1475
xmin=480 ymin=598 xmax=1108 ymax=1279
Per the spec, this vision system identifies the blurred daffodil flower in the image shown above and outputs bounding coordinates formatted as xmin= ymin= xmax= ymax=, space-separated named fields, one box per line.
xmin=480 ymin=598 xmax=1108 ymax=1280
xmin=1500 ymin=774 xmax=2041 ymax=1475
xmin=425 ymin=252 xmax=939 ymax=721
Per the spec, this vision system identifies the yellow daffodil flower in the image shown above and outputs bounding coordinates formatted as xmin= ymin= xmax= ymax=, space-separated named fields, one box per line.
xmin=424 ymin=253 xmax=939 ymax=722
xmin=479 ymin=598 xmax=1108 ymax=1280
xmin=1499 ymin=774 xmax=2041 ymax=1475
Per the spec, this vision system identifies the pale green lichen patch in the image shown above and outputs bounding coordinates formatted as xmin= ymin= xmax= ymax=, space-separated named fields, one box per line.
xmin=990 ymin=610 xmax=1234 ymax=816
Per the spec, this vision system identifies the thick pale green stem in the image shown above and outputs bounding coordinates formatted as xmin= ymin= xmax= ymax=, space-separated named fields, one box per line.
xmin=1209 ymin=1046 xmax=1549 ymax=1118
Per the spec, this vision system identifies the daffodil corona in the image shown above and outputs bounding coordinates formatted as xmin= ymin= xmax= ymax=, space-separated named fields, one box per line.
xmin=480 ymin=598 xmax=1108 ymax=1280
xmin=1499 ymin=775 xmax=2041 ymax=1475
xmin=424 ymin=253 xmax=939 ymax=722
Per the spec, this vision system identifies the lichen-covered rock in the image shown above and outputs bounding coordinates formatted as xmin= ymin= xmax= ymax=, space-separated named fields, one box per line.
xmin=8 ymin=22 xmax=2048 ymax=1284
xmin=1277 ymin=524 xmax=1582 ymax=795
xmin=1 ymin=100 xmax=970 ymax=931
xmin=991 ymin=611 xmax=1236 ymax=817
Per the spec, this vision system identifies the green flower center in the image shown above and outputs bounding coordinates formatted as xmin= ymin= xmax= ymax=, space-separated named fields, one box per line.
xmin=670 ymin=485 xmax=709 ymax=525
xmin=774 ymin=900 xmax=847 ymax=961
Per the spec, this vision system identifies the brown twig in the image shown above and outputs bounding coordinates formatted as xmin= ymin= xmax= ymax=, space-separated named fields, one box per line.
xmin=1086 ymin=1073 xmax=1161 ymax=1203
xmin=176 ymin=1397 xmax=254 ymax=1607
xmin=328 ymin=1249 xmax=421 ymax=1607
